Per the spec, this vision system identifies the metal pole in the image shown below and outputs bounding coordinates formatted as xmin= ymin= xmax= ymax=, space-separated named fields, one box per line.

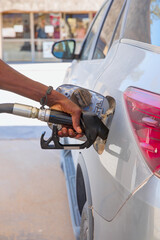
xmin=0 ymin=13 xmax=3 ymax=59
xmin=30 ymin=12 xmax=35 ymax=62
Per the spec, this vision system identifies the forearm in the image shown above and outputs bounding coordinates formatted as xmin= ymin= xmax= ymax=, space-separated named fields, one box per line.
xmin=0 ymin=60 xmax=63 ymax=106
xmin=0 ymin=60 xmax=82 ymax=133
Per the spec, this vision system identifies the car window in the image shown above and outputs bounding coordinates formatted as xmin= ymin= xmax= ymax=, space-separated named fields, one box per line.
xmin=124 ymin=0 xmax=160 ymax=47
xmin=80 ymin=1 xmax=109 ymax=60
xmin=93 ymin=0 xmax=125 ymax=60
xmin=110 ymin=1 xmax=126 ymax=46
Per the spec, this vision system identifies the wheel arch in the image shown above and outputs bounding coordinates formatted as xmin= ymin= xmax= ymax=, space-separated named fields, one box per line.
xmin=76 ymin=152 xmax=94 ymax=240
xmin=76 ymin=152 xmax=93 ymax=214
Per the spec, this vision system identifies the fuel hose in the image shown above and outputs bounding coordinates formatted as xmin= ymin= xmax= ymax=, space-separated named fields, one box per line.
xmin=0 ymin=103 xmax=73 ymax=126
xmin=0 ymin=103 xmax=14 ymax=114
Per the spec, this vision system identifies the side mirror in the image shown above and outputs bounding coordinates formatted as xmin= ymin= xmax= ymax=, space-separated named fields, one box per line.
xmin=52 ymin=40 xmax=76 ymax=60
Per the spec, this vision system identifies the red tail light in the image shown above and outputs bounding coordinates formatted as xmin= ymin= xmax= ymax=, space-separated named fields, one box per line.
xmin=124 ymin=87 xmax=160 ymax=177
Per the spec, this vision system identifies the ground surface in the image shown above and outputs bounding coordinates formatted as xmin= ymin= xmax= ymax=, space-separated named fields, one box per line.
xmin=0 ymin=139 xmax=75 ymax=240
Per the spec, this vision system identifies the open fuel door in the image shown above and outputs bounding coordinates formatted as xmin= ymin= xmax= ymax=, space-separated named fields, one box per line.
xmin=53 ymin=84 xmax=115 ymax=154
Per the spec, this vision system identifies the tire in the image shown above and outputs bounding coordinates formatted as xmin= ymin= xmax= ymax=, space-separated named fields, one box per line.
xmin=80 ymin=202 xmax=90 ymax=240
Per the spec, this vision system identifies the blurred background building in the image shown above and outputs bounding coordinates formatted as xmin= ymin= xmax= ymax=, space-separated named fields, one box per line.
xmin=0 ymin=0 xmax=104 ymax=63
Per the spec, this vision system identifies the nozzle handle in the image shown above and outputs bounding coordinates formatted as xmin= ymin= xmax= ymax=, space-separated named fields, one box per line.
xmin=41 ymin=109 xmax=109 ymax=150
xmin=48 ymin=109 xmax=108 ymax=141
xmin=49 ymin=109 xmax=73 ymax=126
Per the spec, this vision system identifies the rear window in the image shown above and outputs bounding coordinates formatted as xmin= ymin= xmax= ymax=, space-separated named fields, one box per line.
xmin=124 ymin=0 xmax=160 ymax=47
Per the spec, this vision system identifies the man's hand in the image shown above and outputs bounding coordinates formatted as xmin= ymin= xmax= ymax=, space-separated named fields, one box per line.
xmin=50 ymin=93 xmax=83 ymax=138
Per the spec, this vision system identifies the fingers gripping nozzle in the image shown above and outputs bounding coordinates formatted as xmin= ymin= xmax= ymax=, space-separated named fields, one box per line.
xmin=40 ymin=111 xmax=109 ymax=150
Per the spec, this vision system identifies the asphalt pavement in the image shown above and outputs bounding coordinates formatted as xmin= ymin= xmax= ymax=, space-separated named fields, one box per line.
xmin=0 ymin=138 xmax=75 ymax=240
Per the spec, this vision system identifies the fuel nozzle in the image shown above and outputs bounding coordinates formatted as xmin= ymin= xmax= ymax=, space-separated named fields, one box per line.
xmin=0 ymin=103 xmax=109 ymax=151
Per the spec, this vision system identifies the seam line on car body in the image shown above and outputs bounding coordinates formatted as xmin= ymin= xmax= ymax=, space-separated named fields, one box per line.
xmin=121 ymin=38 xmax=160 ymax=54
xmin=92 ymin=174 xmax=153 ymax=222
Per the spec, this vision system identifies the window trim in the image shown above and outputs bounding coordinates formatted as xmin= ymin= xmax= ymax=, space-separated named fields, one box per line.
xmin=108 ymin=0 xmax=127 ymax=50
xmin=91 ymin=0 xmax=127 ymax=60
xmin=90 ymin=0 xmax=114 ymax=59
xmin=79 ymin=0 xmax=112 ymax=61
xmin=120 ymin=0 xmax=131 ymax=39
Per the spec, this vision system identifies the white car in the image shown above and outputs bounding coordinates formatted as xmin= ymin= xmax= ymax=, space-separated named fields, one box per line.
xmin=52 ymin=0 xmax=160 ymax=239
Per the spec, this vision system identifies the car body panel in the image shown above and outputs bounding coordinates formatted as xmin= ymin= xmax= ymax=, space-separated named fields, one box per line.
xmin=64 ymin=40 xmax=160 ymax=221
xmin=64 ymin=59 xmax=104 ymax=89
xmin=60 ymin=0 xmax=160 ymax=238
xmin=64 ymin=39 xmax=119 ymax=91
xmin=93 ymin=175 xmax=160 ymax=240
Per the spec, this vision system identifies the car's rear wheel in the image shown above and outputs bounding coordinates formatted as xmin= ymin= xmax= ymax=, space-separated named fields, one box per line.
xmin=80 ymin=202 xmax=89 ymax=240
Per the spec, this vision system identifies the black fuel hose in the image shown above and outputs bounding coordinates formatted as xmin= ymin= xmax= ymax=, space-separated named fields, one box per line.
xmin=0 ymin=103 xmax=14 ymax=114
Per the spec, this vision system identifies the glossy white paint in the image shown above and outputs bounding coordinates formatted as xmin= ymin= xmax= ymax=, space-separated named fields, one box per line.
xmin=63 ymin=39 xmax=160 ymax=238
